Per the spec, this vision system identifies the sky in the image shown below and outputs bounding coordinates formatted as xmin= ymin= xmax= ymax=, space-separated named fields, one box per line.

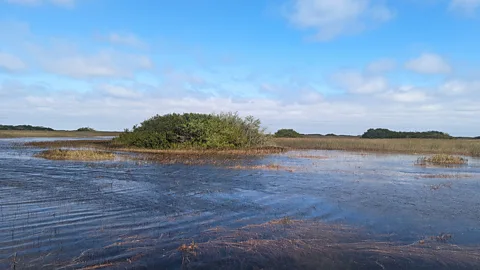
xmin=0 ymin=0 xmax=480 ymax=136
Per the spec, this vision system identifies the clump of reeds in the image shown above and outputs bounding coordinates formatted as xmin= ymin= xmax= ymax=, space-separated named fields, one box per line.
xmin=416 ymin=154 xmax=468 ymax=166
xmin=35 ymin=149 xmax=116 ymax=161
xmin=419 ymin=174 xmax=471 ymax=179
xmin=229 ymin=163 xmax=295 ymax=172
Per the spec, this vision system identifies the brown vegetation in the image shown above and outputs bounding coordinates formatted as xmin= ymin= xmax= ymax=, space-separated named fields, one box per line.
xmin=35 ymin=149 xmax=116 ymax=161
xmin=416 ymin=154 xmax=468 ymax=166
xmin=274 ymin=137 xmax=480 ymax=157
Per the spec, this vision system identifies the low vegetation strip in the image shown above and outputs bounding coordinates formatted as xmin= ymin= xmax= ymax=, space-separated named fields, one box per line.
xmin=273 ymin=137 xmax=480 ymax=157
xmin=416 ymin=154 xmax=468 ymax=166
xmin=0 ymin=124 xmax=54 ymax=131
xmin=0 ymin=130 xmax=120 ymax=138
xmin=35 ymin=149 xmax=116 ymax=161
xmin=362 ymin=128 xmax=452 ymax=139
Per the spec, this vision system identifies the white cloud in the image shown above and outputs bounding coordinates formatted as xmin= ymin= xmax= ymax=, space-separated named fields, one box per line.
xmin=99 ymin=84 xmax=143 ymax=99
xmin=0 ymin=52 xmax=27 ymax=71
xmin=389 ymin=89 xmax=428 ymax=103
xmin=105 ymin=33 xmax=147 ymax=49
xmin=259 ymin=82 xmax=323 ymax=104
xmin=365 ymin=58 xmax=396 ymax=74
xmin=331 ymin=70 xmax=389 ymax=94
xmin=36 ymin=50 xmax=153 ymax=78
xmin=285 ymin=0 xmax=394 ymax=40
xmin=450 ymin=0 xmax=480 ymax=14
xmin=5 ymin=0 xmax=77 ymax=7
xmin=440 ymin=79 xmax=480 ymax=95
xmin=405 ymin=53 xmax=452 ymax=74
xmin=3 ymin=78 xmax=480 ymax=136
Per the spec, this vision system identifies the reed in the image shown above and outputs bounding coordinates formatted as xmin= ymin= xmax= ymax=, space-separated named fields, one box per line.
xmin=35 ymin=149 xmax=116 ymax=161
xmin=416 ymin=154 xmax=468 ymax=166
xmin=274 ymin=137 xmax=480 ymax=157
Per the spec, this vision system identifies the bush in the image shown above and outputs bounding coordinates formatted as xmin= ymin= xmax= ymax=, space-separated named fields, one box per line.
xmin=77 ymin=127 xmax=96 ymax=132
xmin=115 ymin=112 xmax=268 ymax=149
xmin=274 ymin=129 xmax=302 ymax=138
xmin=362 ymin=128 xmax=452 ymax=139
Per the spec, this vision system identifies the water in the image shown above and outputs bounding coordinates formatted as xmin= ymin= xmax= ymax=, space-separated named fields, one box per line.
xmin=1 ymin=138 xmax=480 ymax=269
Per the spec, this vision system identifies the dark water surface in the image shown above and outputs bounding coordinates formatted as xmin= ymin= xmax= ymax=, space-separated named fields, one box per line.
xmin=1 ymin=138 xmax=480 ymax=269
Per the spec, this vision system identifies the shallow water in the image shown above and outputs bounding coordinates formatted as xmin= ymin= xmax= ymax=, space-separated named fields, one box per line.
xmin=1 ymin=138 xmax=480 ymax=269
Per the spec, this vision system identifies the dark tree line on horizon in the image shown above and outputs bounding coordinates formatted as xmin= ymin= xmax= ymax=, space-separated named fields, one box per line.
xmin=0 ymin=125 xmax=54 ymax=131
xmin=361 ymin=128 xmax=452 ymax=139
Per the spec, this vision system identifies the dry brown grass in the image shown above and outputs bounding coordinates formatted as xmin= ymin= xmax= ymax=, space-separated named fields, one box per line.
xmin=274 ymin=137 xmax=480 ymax=157
xmin=418 ymin=174 xmax=472 ymax=179
xmin=288 ymin=154 xmax=328 ymax=159
xmin=229 ymin=163 xmax=295 ymax=172
xmin=416 ymin=154 xmax=468 ymax=166
xmin=35 ymin=149 xmax=116 ymax=161
xmin=0 ymin=130 xmax=119 ymax=138
xmin=26 ymin=140 xmax=286 ymax=155
xmin=167 ymin=219 xmax=480 ymax=270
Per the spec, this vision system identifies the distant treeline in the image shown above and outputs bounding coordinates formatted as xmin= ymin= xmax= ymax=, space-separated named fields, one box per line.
xmin=274 ymin=129 xmax=354 ymax=138
xmin=361 ymin=128 xmax=452 ymax=139
xmin=275 ymin=128 xmax=456 ymax=139
xmin=0 ymin=125 xmax=54 ymax=131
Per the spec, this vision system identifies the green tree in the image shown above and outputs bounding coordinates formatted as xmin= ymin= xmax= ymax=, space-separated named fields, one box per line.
xmin=274 ymin=129 xmax=302 ymax=138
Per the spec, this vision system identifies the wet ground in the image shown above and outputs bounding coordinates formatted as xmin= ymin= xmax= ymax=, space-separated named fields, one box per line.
xmin=1 ymin=138 xmax=480 ymax=269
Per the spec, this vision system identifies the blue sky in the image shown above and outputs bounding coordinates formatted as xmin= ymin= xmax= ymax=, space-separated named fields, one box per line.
xmin=1 ymin=0 xmax=480 ymax=135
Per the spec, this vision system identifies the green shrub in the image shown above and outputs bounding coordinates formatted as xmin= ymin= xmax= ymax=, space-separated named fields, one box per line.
xmin=274 ymin=129 xmax=302 ymax=138
xmin=77 ymin=127 xmax=96 ymax=132
xmin=115 ymin=112 xmax=268 ymax=149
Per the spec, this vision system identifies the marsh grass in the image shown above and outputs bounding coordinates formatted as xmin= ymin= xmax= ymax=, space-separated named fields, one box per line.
xmin=26 ymin=140 xmax=286 ymax=166
xmin=165 ymin=219 xmax=480 ymax=270
xmin=418 ymin=174 xmax=472 ymax=179
xmin=416 ymin=154 xmax=468 ymax=166
xmin=35 ymin=149 xmax=116 ymax=161
xmin=229 ymin=163 xmax=295 ymax=172
xmin=274 ymin=137 xmax=480 ymax=157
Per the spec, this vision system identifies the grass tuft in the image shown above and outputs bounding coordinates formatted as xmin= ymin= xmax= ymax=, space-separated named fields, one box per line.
xmin=416 ymin=154 xmax=468 ymax=166
xmin=35 ymin=149 xmax=116 ymax=161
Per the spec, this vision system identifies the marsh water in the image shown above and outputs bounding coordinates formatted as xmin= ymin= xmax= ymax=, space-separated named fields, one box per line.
xmin=1 ymin=138 xmax=480 ymax=269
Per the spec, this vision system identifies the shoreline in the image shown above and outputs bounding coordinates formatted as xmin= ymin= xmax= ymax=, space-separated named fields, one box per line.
xmin=21 ymin=137 xmax=480 ymax=157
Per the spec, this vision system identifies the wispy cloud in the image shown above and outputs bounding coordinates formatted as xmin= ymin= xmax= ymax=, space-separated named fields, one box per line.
xmin=0 ymin=52 xmax=27 ymax=72
xmin=285 ymin=0 xmax=394 ymax=41
xmin=405 ymin=53 xmax=452 ymax=75
xmin=103 ymin=33 xmax=147 ymax=49
xmin=449 ymin=0 xmax=480 ymax=15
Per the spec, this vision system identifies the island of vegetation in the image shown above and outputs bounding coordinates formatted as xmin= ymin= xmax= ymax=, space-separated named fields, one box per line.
xmin=274 ymin=129 xmax=302 ymax=138
xmin=115 ymin=112 xmax=269 ymax=149
xmin=361 ymin=128 xmax=452 ymax=139
xmin=77 ymin=127 xmax=96 ymax=132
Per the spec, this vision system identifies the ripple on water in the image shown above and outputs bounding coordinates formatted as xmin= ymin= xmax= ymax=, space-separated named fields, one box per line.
xmin=1 ymin=139 xmax=480 ymax=269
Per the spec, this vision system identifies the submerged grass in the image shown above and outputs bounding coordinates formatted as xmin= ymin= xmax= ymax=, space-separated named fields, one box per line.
xmin=26 ymin=140 xmax=286 ymax=165
xmin=165 ymin=219 xmax=480 ymax=270
xmin=35 ymin=149 xmax=116 ymax=161
xmin=416 ymin=154 xmax=468 ymax=166
xmin=31 ymin=219 xmax=480 ymax=269
xmin=274 ymin=137 xmax=480 ymax=157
